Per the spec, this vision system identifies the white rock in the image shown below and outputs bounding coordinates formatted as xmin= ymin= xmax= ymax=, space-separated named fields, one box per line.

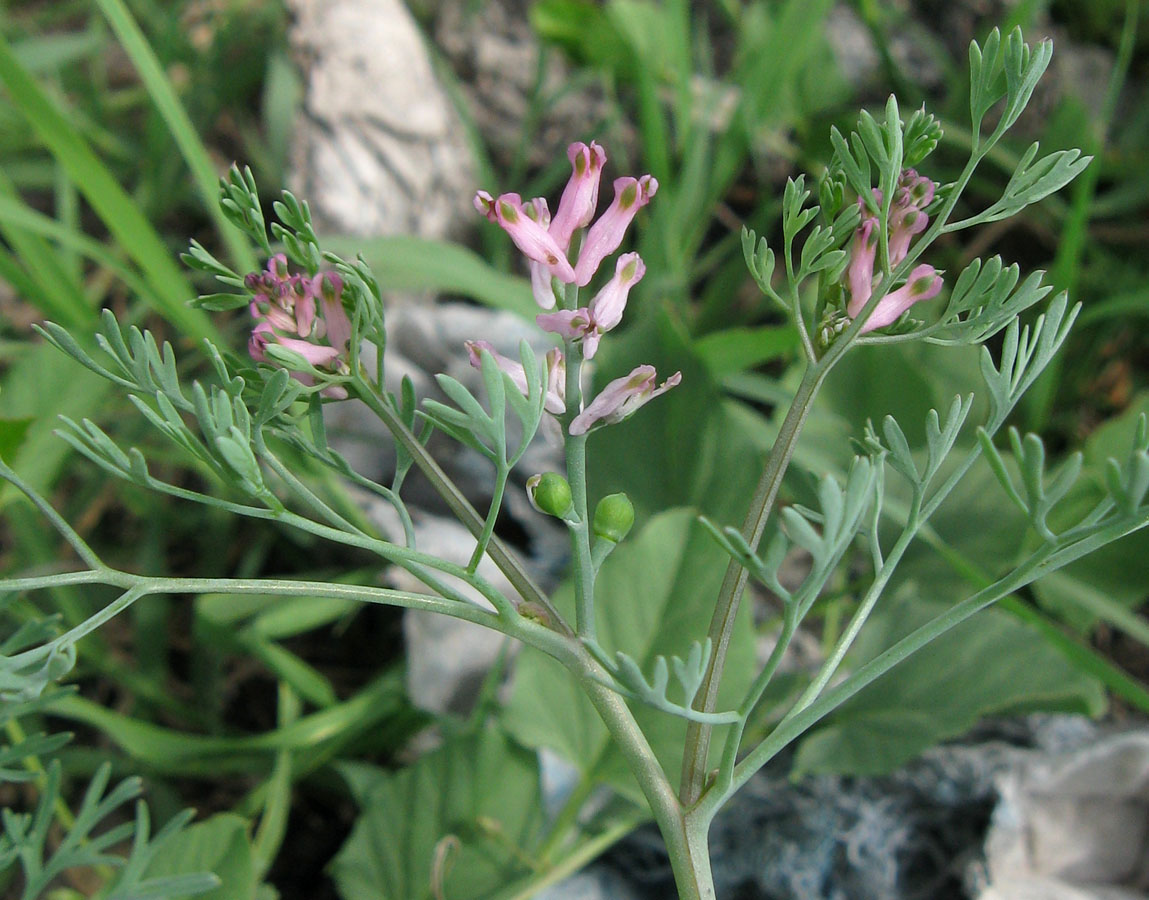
xmin=286 ymin=0 xmax=474 ymax=237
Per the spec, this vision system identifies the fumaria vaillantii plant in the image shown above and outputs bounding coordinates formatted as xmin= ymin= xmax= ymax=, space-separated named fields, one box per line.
xmin=2 ymin=27 xmax=1145 ymax=900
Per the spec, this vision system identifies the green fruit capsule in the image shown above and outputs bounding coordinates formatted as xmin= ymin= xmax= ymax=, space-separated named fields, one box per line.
xmin=593 ymin=492 xmax=634 ymax=543
xmin=527 ymin=473 xmax=574 ymax=519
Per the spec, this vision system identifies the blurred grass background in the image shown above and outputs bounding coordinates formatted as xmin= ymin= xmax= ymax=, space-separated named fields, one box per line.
xmin=0 ymin=0 xmax=1146 ymax=897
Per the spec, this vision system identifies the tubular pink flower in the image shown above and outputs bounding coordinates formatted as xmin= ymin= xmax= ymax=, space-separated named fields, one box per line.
xmin=273 ymin=334 xmax=343 ymax=368
xmin=846 ymin=214 xmax=880 ymax=317
xmin=465 ymin=341 xmax=566 ymax=414
xmin=473 ymin=190 xmax=498 ymax=222
xmin=888 ymin=205 xmax=929 ymax=267
xmin=550 ymin=141 xmax=607 ymax=251
xmin=483 ymin=193 xmax=577 ymax=283
xmin=535 ymin=253 xmax=644 ymax=360
xmin=858 ymin=264 xmax=943 ymax=334
xmin=569 ymin=365 xmax=681 ymax=435
xmin=524 ymin=198 xmax=559 ymax=308
xmin=589 ymin=252 xmax=644 ymax=333
xmin=248 ymin=320 xmax=275 ymax=363
xmin=251 ymin=298 xmax=297 ymax=334
xmin=574 ymin=176 xmax=658 ymax=286
xmin=314 ymin=272 xmax=353 ymax=354
xmin=530 ymin=261 xmax=557 ymax=309
xmin=535 ymin=308 xmax=592 ymax=342
xmin=896 ymin=169 xmax=935 ymax=209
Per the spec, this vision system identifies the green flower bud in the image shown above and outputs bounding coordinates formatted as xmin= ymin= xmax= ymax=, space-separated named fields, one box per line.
xmin=527 ymin=473 xmax=573 ymax=519
xmin=593 ymin=492 xmax=634 ymax=543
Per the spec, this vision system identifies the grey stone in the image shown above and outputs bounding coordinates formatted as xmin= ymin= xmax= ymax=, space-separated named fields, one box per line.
xmin=286 ymin=0 xmax=474 ymax=237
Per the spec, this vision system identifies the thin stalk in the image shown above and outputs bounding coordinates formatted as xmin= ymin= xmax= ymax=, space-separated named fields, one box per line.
xmin=712 ymin=607 xmax=798 ymax=798
xmin=572 ymin=660 xmax=713 ymax=898
xmin=469 ymin=462 xmax=509 ymax=572
xmin=256 ymin=440 xmax=365 ymax=536
xmin=564 ymin=418 xmax=595 ymax=637
xmin=497 ymin=813 xmax=646 ymax=900
xmin=782 ymin=489 xmax=923 ymax=726
xmin=350 ymin=378 xmax=569 ymax=633
xmin=679 ymin=359 xmax=827 ymax=804
xmin=273 ymin=508 xmax=516 ymax=618
xmin=704 ymin=504 xmax=1149 ymax=818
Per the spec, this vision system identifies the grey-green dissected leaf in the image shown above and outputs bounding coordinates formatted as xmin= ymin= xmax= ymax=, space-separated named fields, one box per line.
xmin=330 ymin=726 xmax=542 ymax=900
xmin=504 ymin=510 xmax=756 ymax=799
xmin=144 ymin=814 xmax=257 ymax=900
xmin=1033 ymin=394 xmax=1149 ymax=631
xmin=792 ymin=585 xmax=1105 ymax=776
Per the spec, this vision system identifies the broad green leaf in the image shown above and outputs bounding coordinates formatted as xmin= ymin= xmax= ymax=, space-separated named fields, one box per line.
xmin=326 ymin=235 xmax=536 ymax=318
xmin=587 ymin=311 xmax=763 ymax=525
xmin=0 ymin=417 xmax=32 ymax=462
xmin=692 ymin=325 xmax=799 ymax=376
xmin=792 ymin=586 xmax=1106 ymax=776
xmin=0 ymin=346 xmax=112 ymax=502
xmin=144 ymin=814 xmax=257 ymax=900
xmin=329 ymin=726 xmax=542 ymax=900
xmin=504 ymin=509 xmax=756 ymax=799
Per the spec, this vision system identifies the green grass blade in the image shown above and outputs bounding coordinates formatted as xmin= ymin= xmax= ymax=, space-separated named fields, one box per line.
xmin=0 ymin=171 xmax=90 ymax=326
xmin=0 ymin=31 xmax=218 ymax=341
xmin=325 ymin=234 xmax=537 ymax=318
xmin=0 ymin=194 xmax=165 ymax=314
xmin=93 ymin=0 xmax=258 ymax=275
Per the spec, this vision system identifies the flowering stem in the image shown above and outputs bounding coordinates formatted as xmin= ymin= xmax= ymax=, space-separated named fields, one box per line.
xmin=558 ymin=281 xmax=598 ymax=639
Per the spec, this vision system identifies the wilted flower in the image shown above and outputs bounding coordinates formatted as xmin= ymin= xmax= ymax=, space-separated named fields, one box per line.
xmin=465 ymin=341 xmax=566 ymax=415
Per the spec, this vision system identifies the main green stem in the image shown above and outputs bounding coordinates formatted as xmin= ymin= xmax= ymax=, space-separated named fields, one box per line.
xmin=679 ymin=359 xmax=829 ymax=805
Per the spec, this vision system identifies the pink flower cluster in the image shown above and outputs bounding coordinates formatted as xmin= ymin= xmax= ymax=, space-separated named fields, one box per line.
xmin=246 ymin=254 xmax=353 ymax=397
xmin=471 ymin=142 xmax=680 ymax=435
xmin=846 ymin=169 xmax=943 ymax=334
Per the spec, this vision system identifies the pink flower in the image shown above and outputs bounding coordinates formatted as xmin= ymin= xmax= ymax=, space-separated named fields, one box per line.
xmin=313 ymin=271 xmax=352 ymax=354
xmin=474 ymin=191 xmax=576 ymax=283
xmin=535 ymin=253 xmax=645 ymax=359
xmin=569 ymin=365 xmax=681 ymax=435
xmin=844 ymin=169 xmax=941 ymax=332
xmin=465 ymin=340 xmax=566 ymax=414
xmin=887 ymin=204 xmax=929 ymax=267
xmin=474 ymin=142 xmax=656 ymax=303
xmin=846 ymin=213 xmax=880 ymax=317
xmin=549 ymin=141 xmax=607 ymax=251
xmin=245 ymin=259 xmax=354 ymax=398
xmin=574 ymin=176 xmax=658 ymax=286
xmin=857 ymin=264 xmax=943 ymax=334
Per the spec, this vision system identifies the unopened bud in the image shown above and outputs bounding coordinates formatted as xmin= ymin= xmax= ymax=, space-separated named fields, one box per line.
xmin=527 ymin=473 xmax=573 ymax=519
xmin=593 ymin=493 xmax=634 ymax=543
